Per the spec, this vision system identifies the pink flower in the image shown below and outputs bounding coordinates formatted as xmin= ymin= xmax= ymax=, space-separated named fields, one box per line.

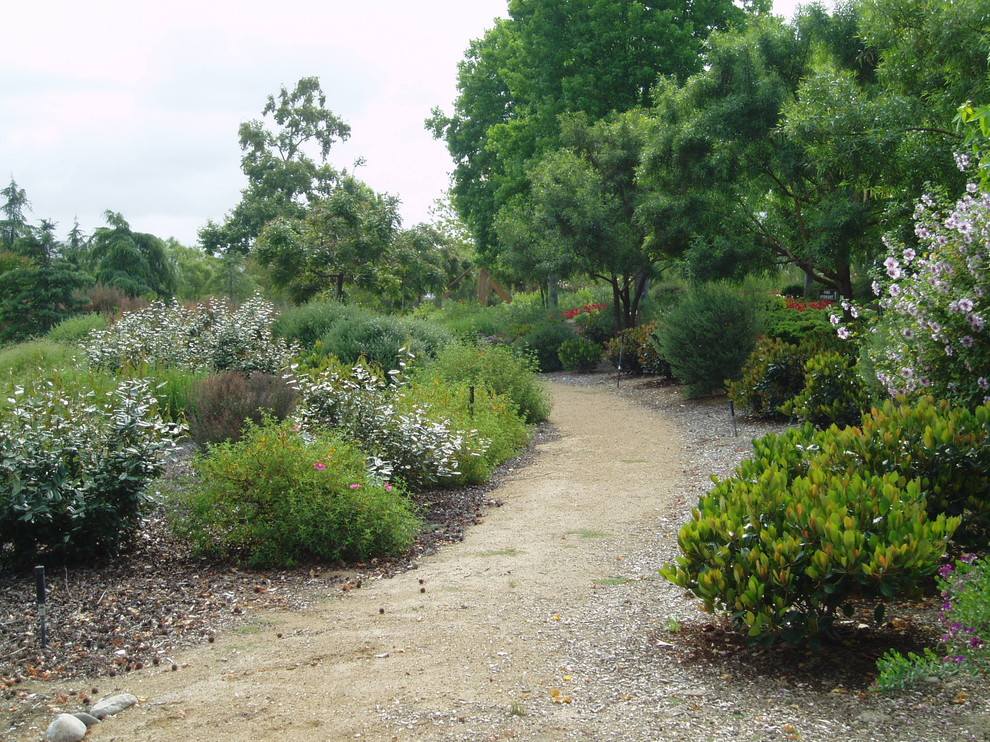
xmin=384 ymin=483 xmax=393 ymax=492
xmin=349 ymin=484 xmax=361 ymax=489
xmin=314 ymin=462 xmax=326 ymax=470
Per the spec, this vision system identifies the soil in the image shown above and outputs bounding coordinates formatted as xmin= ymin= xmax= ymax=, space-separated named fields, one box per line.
xmin=2 ymin=375 xmax=988 ymax=741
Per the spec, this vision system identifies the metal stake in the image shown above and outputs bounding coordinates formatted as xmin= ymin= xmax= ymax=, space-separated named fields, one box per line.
xmin=35 ymin=565 xmax=47 ymax=648
xmin=729 ymin=400 xmax=738 ymax=437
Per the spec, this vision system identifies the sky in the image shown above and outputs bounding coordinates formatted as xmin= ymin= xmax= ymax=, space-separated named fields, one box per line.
xmin=2 ymin=0 xmax=808 ymax=247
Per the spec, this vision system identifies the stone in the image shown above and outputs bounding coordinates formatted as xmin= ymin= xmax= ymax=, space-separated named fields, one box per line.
xmin=72 ymin=711 xmax=101 ymax=727
xmin=90 ymin=692 xmax=138 ymax=719
xmin=43 ymin=713 xmax=87 ymax=742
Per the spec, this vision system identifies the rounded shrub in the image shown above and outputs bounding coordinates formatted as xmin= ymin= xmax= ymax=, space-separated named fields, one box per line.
xmin=272 ymin=300 xmax=368 ymax=349
xmin=656 ymin=284 xmax=760 ymax=397
xmin=605 ymin=321 xmax=670 ymax=376
xmin=319 ymin=315 xmax=454 ymax=368
xmin=558 ymin=337 xmax=602 ymax=372
xmin=727 ymin=337 xmax=822 ymax=420
xmin=662 ymin=455 xmax=959 ymax=646
xmin=186 ymin=370 xmax=297 ymax=447
xmin=0 ymin=379 xmax=182 ymax=565
xmin=181 ymin=419 xmax=421 ymax=568
xmin=415 ymin=344 xmax=551 ymax=424
xmin=515 ymin=322 xmax=577 ymax=372
xmin=780 ymin=351 xmax=870 ymax=428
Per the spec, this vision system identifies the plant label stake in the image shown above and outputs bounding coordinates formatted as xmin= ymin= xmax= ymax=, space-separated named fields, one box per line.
xmin=469 ymin=385 xmax=476 ymax=418
xmin=35 ymin=565 xmax=47 ymax=648
xmin=729 ymin=400 xmax=738 ymax=437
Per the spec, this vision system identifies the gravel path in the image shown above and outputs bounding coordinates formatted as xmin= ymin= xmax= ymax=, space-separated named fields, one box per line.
xmin=3 ymin=374 xmax=988 ymax=741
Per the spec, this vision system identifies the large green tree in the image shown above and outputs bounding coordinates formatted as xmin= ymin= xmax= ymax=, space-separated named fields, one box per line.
xmin=200 ymin=77 xmax=351 ymax=255
xmin=88 ymin=211 xmax=177 ymax=298
xmin=253 ymin=175 xmax=400 ymax=303
xmin=428 ymin=0 xmax=747 ymax=270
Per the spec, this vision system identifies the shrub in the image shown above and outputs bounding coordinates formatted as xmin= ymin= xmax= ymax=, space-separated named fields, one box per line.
xmin=319 ymin=314 xmax=454 ymax=368
xmin=415 ymin=344 xmax=551 ymax=424
xmin=853 ymin=186 xmax=990 ymax=409
xmin=515 ymin=322 xmax=577 ymax=372
xmin=727 ymin=337 xmax=815 ymax=419
xmin=558 ymin=337 xmax=601 ymax=372
xmin=186 ymin=370 xmax=297 ymax=447
xmin=662 ymin=452 xmax=959 ymax=646
xmin=780 ymin=283 xmax=806 ymax=298
xmin=291 ymin=361 xmax=487 ymax=489
xmin=83 ymin=293 xmax=298 ymax=375
xmin=46 ymin=313 xmax=107 ymax=344
xmin=605 ymin=321 xmax=670 ymax=376
xmin=761 ymin=301 xmax=839 ymax=346
xmin=875 ymin=554 xmax=990 ymax=689
xmin=656 ymin=284 xmax=760 ymax=397
xmin=403 ymin=380 xmax=530 ymax=484
xmin=0 ymin=379 xmax=182 ymax=564
xmin=780 ymin=351 xmax=870 ymax=428
xmin=82 ymin=283 xmax=148 ymax=316
xmin=180 ymin=419 xmax=420 ymax=568
xmin=0 ymin=340 xmax=80 ymax=388
xmin=272 ymin=300 xmax=369 ymax=348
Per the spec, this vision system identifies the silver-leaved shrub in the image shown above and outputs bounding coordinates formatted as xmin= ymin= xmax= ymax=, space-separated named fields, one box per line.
xmin=290 ymin=359 xmax=490 ymax=489
xmin=83 ymin=293 xmax=298 ymax=375
xmin=0 ymin=379 xmax=183 ymax=564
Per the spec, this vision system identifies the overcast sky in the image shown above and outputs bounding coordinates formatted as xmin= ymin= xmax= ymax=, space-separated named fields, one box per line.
xmin=2 ymin=0 xmax=807 ymax=247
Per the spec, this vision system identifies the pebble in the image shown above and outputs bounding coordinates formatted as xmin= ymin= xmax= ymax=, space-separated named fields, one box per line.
xmin=43 ymin=713 xmax=87 ymax=742
xmin=72 ymin=711 xmax=101 ymax=727
xmin=90 ymin=692 xmax=138 ymax=719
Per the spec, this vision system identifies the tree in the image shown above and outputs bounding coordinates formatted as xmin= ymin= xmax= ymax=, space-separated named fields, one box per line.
xmin=253 ymin=175 xmax=400 ymax=303
xmin=88 ymin=211 xmax=176 ymax=298
xmin=0 ymin=178 xmax=30 ymax=251
xmin=200 ymin=77 xmax=351 ymax=255
xmin=0 ymin=220 xmax=90 ymax=342
xmin=496 ymin=111 xmax=668 ymax=329
xmin=429 ymin=0 xmax=746 ymax=272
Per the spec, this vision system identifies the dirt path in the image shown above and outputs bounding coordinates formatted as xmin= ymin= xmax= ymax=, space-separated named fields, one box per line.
xmin=66 ymin=380 xmax=683 ymax=741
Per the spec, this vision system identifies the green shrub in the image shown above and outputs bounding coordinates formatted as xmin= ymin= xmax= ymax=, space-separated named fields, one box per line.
xmin=187 ymin=370 xmax=297 ymax=447
xmin=781 ymin=351 xmax=870 ymax=428
xmin=558 ymin=337 xmax=602 ymax=372
xmin=46 ymin=313 xmax=108 ymax=344
xmin=292 ymin=361 xmax=486 ymax=488
xmin=656 ymin=285 xmax=760 ymax=397
xmin=319 ymin=314 xmax=454 ymax=368
xmin=0 ymin=379 xmax=182 ymax=564
xmin=272 ymin=300 xmax=368 ymax=348
xmin=0 ymin=340 xmax=80 ymax=387
xmin=416 ymin=344 xmax=551 ymax=424
xmin=779 ymin=283 xmax=806 ymax=298
xmin=727 ymin=337 xmax=821 ymax=419
xmin=180 ymin=419 xmax=420 ymax=568
xmin=403 ymin=379 xmax=530 ymax=484
xmin=515 ymin=322 xmax=577 ymax=372
xmin=662 ymin=456 xmax=959 ymax=646
xmin=570 ymin=303 xmax=615 ymax=346
xmin=605 ymin=321 xmax=670 ymax=376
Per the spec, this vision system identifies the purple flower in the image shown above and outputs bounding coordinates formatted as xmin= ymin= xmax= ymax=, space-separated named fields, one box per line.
xmin=349 ymin=483 xmax=362 ymax=489
xmin=314 ymin=462 xmax=326 ymax=470
xmin=959 ymin=298 xmax=975 ymax=313
xmin=979 ymin=377 xmax=989 ymax=390
xmin=969 ymin=314 xmax=985 ymax=332
xmin=903 ymin=248 xmax=916 ymax=263
xmin=961 ymin=335 xmax=975 ymax=347
xmin=837 ymin=326 xmax=851 ymax=340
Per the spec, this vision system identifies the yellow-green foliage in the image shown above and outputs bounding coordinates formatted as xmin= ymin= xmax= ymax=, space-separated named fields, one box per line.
xmin=663 ymin=396 xmax=990 ymax=644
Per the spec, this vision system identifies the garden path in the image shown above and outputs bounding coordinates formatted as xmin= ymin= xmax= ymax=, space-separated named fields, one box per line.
xmin=77 ymin=380 xmax=685 ymax=741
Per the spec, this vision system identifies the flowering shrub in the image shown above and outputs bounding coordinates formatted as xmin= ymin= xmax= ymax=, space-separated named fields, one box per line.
xmin=0 ymin=379 xmax=182 ymax=564
xmin=180 ymin=418 xmax=420 ymax=567
xmin=290 ymin=358 xmax=489 ymax=489
xmin=875 ymin=554 xmax=990 ymax=689
xmin=83 ymin=293 xmax=298 ymax=375
xmin=186 ymin=370 xmax=297 ymax=447
xmin=563 ymin=303 xmax=607 ymax=320
xmin=847 ymin=184 xmax=989 ymax=408
xmin=784 ymin=298 xmax=835 ymax=312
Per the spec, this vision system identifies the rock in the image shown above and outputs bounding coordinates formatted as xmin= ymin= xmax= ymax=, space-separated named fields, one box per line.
xmin=43 ymin=713 xmax=87 ymax=742
xmin=90 ymin=692 xmax=138 ymax=719
xmin=72 ymin=711 xmax=101 ymax=727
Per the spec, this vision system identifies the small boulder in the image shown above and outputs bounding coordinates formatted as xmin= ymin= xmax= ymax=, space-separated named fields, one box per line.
xmin=43 ymin=713 xmax=87 ymax=742
xmin=90 ymin=692 xmax=138 ymax=719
